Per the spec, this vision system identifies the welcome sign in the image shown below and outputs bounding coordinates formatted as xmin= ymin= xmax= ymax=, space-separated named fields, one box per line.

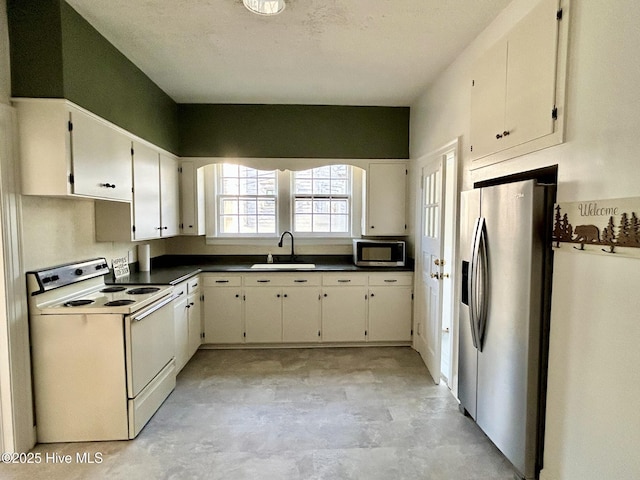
xmin=552 ymin=197 xmax=640 ymax=259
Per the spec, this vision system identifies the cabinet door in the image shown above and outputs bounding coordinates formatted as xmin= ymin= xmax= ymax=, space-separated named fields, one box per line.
xmin=69 ymin=106 xmax=132 ymax=202
xmin=203 ymin=287 xmax=243 ymax=344
xmin=321 ymin=286 xmax=367 ymax=342
xmin=503 ymin=0 xmax=559 ymax=150
xmin=368 ymin=287 xmax=413 ymax=342
xmin=132 ymin=142 xmax=161 ymax=240
xmin=364 ymin=163 xmax=407 ymax=236
xmin=244 ymin=287 xmax=283 ymax=343
xmin=282 ymin=287 xmax=321 ymax=343
xmin=160 ymin=154 xmax=180 ymax=237
xmin=173 ymin=292 xmax=189 ymax=373
xmin=186 ymin=292 xmax=202 ymax=359
xmin=470 ymin=39 xmax=509 ymax=160
xmin=180 ymin=162 xmax=205 ymax=236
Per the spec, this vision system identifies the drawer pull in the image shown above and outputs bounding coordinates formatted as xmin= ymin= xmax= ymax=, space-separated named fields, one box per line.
xmin=192 ymin=282 xmax=198 ymax=287
xmin=337 ymin=279 xmax=351 ymax=283
xmin=215 ymin=280 xmax=229 ymax=284
xmin=384 ymin=279 xmax=398 ymax=283
xmin=294 ymin=279 xmax=308 ymax=283
xmin=257 ymin=279 xmax=271 ymax=283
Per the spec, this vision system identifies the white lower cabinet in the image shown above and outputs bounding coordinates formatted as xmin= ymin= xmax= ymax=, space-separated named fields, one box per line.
xmin=321 ymin=273 xmax=368 ymax=342
xmin=244 ymin=285 xmax=282 ymax=343
xmin=186 ymin=277 xmax=202 ymax=359
xmin=173 ymin=283 xmax=189 ymax=372
xmin=203 ymin=276 xmax=243 ymax=344
xmin=368 ymin=274 xmax=413 ymax=342
xmin=173 ymin=276 xmax=202 ymax=373
xmin=202 ymin=271 xmax=412 ymax=346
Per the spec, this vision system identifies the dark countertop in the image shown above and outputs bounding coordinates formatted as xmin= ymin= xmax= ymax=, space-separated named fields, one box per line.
xmin=107 ymin=255 xmax=414 ymax=286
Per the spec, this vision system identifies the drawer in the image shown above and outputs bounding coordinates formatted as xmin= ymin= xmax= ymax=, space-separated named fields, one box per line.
xmin=243 ymin=274 xmax=321 ymax=287
xmin=322 ymin=273 xmax=367 ymax=286
xmin=368 ymin=273 xmax=413 ymax=286
xmin=173 ymin=283 xmax=187 ymax=299
xmin=187 ymin=276 xmax=200 ymax=294
xmin=202 ymin=275 xmax=242 ymax=287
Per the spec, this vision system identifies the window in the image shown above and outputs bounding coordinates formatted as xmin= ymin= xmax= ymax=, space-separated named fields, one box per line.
xmin=212 ymin=163 xmax=359 ymax=240
xmin=292 ymin=165 xmax=351 ymax=234
xmin=217 ymin=165 xmax=277 ymax=235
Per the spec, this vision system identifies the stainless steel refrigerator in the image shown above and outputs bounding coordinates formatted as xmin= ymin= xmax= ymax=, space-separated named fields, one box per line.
xmin=458 ymin=179 xmax=554 ymax=480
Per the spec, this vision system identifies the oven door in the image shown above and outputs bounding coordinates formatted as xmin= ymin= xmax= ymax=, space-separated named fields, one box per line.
xmin=125 ymin=294 xmax=175 ymax=398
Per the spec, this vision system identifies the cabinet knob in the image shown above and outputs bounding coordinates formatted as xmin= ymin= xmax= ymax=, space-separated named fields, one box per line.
xmin=323 ymin=293 xmax=328 ymax=297
xmin=100 ymin=183 xmax=116 ymax=188
xmin=235 ymin=294 xmax=239 ymax=298
xmin=370 ymin=293 xmax=375 ymax=297
xmin=496 ymin=133 xmax=503 ymax=139
xmin=283 ymin=294 xmax=288 ymax=298
xmin=277 ymin=294 xmax=281 ymax=298
xmin=503 ymin=130 xmax=510 ymax=136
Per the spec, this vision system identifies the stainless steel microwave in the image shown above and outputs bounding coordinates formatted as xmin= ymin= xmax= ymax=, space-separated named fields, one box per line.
xmin=353 ymin=239 xmax=406 ymax=267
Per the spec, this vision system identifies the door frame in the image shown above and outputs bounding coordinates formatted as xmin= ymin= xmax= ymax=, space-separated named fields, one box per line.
xmin=412 ymin=138 xmax=460 ymax=394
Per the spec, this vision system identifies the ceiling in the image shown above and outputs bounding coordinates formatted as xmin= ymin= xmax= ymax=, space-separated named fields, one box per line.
xmin=65 ymin=0 xmax=512 ymax=106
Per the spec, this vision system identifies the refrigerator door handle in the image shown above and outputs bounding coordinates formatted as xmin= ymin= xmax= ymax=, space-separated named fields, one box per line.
xmin=469 ymin=217 xmax=483 ymax=350
xmin=476 ymin=218 xmax=489 ymax=351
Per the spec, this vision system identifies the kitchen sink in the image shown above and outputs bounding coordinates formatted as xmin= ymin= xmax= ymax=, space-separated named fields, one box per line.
xmin=250 ymin=263 xmax=316 ymax=270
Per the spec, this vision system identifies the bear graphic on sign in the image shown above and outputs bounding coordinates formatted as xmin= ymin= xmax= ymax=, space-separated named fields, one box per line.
xmin=573 ymin=224 xmax=600 ymax=243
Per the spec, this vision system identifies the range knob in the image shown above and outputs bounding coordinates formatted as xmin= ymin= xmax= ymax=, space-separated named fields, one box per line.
xmin=75 ymin=268 xmax=84 ymax=276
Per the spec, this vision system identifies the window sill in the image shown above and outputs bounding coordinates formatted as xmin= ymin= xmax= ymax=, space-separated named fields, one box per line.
xmin=205 ymin=237 xmax=356 ymax=246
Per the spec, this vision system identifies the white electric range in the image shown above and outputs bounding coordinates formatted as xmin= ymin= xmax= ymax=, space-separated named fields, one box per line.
xmin=27 ymin=257 xmax=177 ymax=442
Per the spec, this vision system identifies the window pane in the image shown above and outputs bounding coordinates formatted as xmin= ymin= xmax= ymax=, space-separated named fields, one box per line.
xmin=221 ymin=199 xmax=238 ymax=214
xmin=222 ymin=178 xmax=239 ymax=195
xmin=331 ymin=199 xmax=348 ymax=214
xmin=295 ymin=199 xmax=312 ymax=213
xmin=313 ymin=179 xmax=331 ymax=194
xmin=331 ymin=180 xmax=348 ymax=194
xmin=240 ymin=178 xmax=256 ymax=195
xmin=221 ymin=216 xmax=238 ymax=234
xmin=313 ymin=214 xmax=331 ymax=232
xmin=294 ymin=179 xmax=312 ymax=195
xmin=331 ymin=215 xmax=349 ymax=232
xmin=294 ymin=214 xmax=312 ymax=232
xmin=313 ymin=200 xmax=330 ymax=213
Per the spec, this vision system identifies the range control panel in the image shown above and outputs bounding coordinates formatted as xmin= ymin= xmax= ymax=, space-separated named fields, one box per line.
xmin=28 ymin=258 xmax=110 ymax=294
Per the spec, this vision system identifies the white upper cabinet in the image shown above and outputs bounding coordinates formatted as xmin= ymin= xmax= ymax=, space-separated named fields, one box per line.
xmin=95 ymin=145 xmax=180 ymax=241
xmin=160 ymin=154 xmax=180 ymax=237
xmin=179 ymin=161 xmax=205 ymax=236
xmin=15 ymin=99 xmax=132 ymax=202
xmin=362 ymin=162 xmax=408 ymax=236
xmin=132 ymin=142 xmax=161 ymax=239
xmin=470 ymin=0 xmax=565 ymax=166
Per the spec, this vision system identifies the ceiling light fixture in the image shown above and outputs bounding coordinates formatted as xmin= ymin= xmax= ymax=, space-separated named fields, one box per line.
xmin=242 ymin=0 xmax=285 ymax=16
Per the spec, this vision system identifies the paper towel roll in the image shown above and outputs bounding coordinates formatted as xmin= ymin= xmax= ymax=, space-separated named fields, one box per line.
xmin=138 ymin=244 xmax=151 ymax=271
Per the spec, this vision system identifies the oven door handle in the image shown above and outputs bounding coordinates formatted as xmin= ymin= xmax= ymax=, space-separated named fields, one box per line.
xmin=132 ymin=295 xmax=174 ymax=322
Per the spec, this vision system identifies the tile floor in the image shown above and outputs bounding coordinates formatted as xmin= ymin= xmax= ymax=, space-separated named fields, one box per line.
xmin=1 ymin=347 xmax=515 ymax=479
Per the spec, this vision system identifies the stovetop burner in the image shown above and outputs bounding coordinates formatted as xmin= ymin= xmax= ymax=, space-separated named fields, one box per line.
xmin=126 ymin=287 xmax=161 ymax=295
xmin=104 ymin=299 xmax=136 ymax=307
xmin=64 ymin=299 xmax=95 ymax=307
xmin=100 ymin=286 xmax=127 ymax=293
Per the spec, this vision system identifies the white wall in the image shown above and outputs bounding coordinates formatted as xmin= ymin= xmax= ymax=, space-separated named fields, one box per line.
xmin=410 ymin=0 xmax=640 ymax=479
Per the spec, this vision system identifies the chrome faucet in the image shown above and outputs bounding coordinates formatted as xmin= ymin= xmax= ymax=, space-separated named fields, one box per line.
xmin=278 ymin=231 xmax=295 ymax=260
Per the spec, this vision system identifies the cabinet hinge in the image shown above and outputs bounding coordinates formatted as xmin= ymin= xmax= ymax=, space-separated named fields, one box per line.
xmin=405 ymin=169 xmax=408 ymax=175
xmin=68 ymin=173 xmax=74 ymax=184
xmin=131 ymin=147 xmax=134 ymax=156
xmin=68 ymin=121 xmax=73 ymax=132
xmin=556 ymin=8 xmax=563 ymax=21
xmin=200 ymin=294 xmax=204 ymax=302
xmin=178 ymin=167 xmax=183 ymax=173
xmin=404 ymin=224 xmax=407 ymax=230
xmin=470 ymin=145 xmax=473 ymax=152
xmin=132 ymin=225 xmax=136 ymax=233
xmin=411 ymin=329 xmax=414 ymax=335
xmin=472 ymin=79 xmax=475 ymax=87
xmin=364 ymin=330 xmax=368 ymax=336
xmin=411 ymin=293 xmax=414 ymax=300
xmin=318 ymin=330 xmax=321 ymax=337
xmin=180 ymin=223 xmax=184 ymax=229
xmin=552 ymin=106 xmax=558 ymax=120
xmin=243 ymin=332 xmax=246 ymax=338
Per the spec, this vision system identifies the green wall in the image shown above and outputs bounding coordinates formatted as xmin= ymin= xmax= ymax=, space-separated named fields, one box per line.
xmin=178 ymin=104 xmax=409 ymax=159
xmin=8 ymin=1 xmax=409 ymax=159
xmin=8 ymin=0 xmax=179 ymax=153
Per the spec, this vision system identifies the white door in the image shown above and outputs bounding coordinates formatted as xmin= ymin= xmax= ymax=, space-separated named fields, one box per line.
xmin=415 ymin=157 xmax=445 ymax=384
